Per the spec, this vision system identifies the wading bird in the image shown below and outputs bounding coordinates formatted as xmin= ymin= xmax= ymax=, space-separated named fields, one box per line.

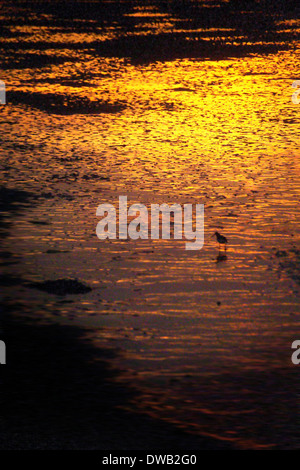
xmin=213 ymin=231 xmax=228 ymax=251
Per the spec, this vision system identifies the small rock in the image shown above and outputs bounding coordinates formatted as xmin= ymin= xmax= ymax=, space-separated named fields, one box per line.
xmin=27 ymin=278 xmax=92 ymax=295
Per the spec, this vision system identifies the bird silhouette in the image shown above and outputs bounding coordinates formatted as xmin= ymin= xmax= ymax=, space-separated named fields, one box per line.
xmin=213 ymin=231 xmax=228 ymax=251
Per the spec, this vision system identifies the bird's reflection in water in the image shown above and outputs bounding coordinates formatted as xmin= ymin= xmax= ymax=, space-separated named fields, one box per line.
xmin=216 ymin=253 xmax=228 ymax=263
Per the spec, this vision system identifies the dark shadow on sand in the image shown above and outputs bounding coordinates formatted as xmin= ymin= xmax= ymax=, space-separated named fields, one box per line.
xmin=0 ymin=310 xmax=234 ymax=450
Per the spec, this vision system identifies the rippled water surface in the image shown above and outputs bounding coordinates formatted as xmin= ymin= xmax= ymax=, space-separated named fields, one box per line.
xmin=1 ymin=0 xmax=300 ymax=449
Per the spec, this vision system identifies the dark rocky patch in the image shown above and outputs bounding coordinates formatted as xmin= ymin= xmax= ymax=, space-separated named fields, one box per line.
xmin=29 ymin=220 xmax=49 ymax=225
xmin=27 ymin=278 xmax=92 ymax=295
xmin=8 ymin=91 xmax=127 ymax=115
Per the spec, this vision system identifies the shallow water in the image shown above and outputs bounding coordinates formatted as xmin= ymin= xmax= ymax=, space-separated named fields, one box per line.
xmin=1 ymin=0 xmax=300 ymax=449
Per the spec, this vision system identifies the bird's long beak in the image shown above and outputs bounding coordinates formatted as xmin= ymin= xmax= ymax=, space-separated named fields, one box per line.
xmin=209 ymin=233 xmax=215 ymax=239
